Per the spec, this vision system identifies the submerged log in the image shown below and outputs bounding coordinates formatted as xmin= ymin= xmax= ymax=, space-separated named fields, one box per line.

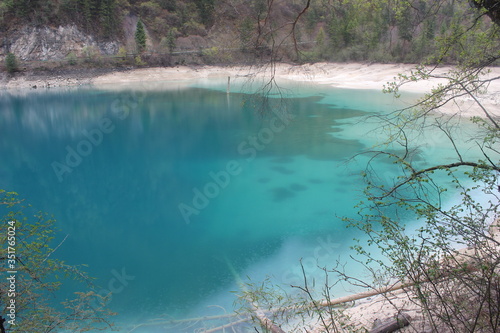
xmin=369 ymin=313 xmax=411 ymax=333
xmin=225 ymin=256 xmax=285 ymax=333
xmin=251 ymin=305 xmax=285 ymax=333
xmin=203 ymin=317 xmax=250 ymax=333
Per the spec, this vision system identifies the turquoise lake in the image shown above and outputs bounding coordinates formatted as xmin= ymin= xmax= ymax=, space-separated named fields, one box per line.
xmin=1 ymin=78 xmax=462 ymax=332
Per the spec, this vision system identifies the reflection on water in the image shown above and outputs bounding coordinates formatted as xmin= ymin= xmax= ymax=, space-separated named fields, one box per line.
xmin=0 ymin=82 xmax=448 ymax=331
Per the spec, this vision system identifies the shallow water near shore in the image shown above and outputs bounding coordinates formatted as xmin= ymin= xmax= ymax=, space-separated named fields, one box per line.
xmin=0 ymin=79 xmax=469 ymax=331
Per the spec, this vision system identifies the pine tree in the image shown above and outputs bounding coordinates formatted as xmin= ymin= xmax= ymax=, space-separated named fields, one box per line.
xmin=397 ymin=5 xmax=414 ymax=42
xmin=5 ymin=53 xmax=18 ymax=74
xmin=135 ymin=19 xmax=147 ymax=53
xmin=166 ymin=29 xmax=176 ymax=53
xmin=14 ymin=0 xmax=30 ymax=19
xmin=239 ymin=17 xmax=253 ymax=51
xmin=194 ymin=0 xmax=215 ymax=26
xmin=78 ymin=0 xmax=92 ymax=32
xmin=99 ymin=0 xmax=115 ymax=38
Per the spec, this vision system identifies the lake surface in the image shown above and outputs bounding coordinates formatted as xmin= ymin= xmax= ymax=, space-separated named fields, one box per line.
xmin=0 ymin=78 xmax=458 ymax=331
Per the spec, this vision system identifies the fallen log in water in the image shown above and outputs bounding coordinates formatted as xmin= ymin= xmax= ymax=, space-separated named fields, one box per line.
xmin=202 ymin=317 xmax=250 ymax=333
xmin=126 ymin=312 xmax=243 ymax=332
xmin=225 ymin=256 xmax=285 ymax=333
xmin=127 ymin=281 xmax=410 ymax=333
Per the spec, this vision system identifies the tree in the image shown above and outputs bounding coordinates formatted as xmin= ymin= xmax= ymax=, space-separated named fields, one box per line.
xmin=471 ymin=0 xmax=500 ymax=25
xmin=99 ymin=0 xmax=116 ymax=38
xmin=343 ymin=65 xmax=500 ymax=331
xmin=78 ymin=0 xmax=95 ymax=32
xmin=194 ymin=0 xmax=215 ymax=27
xmin=0 ymin=190 xmax=115 ymax=332
xmin=239 ymin=17 xmax=254 ymax=52
xmin=11 ymin=0 xmax=30 ymax=19
xmin=239 ymin=1 xmax=500 ymax=332
xmin=339 ymin=1 xmax=500 ymax=330
xmin=135 ymin=19 xmax=147 ymax=53
xmin=4 ymin=53 xmax=18 ymax=74
xmin=397 ymin=3 xmax=414 ymax=43
xmin=314 ymin=26 xmax=327 ymax=59
xmin=165 ymin=28 xmax=177 ymax=54
xmin=158 ymin=0 xmax=176 ymax=11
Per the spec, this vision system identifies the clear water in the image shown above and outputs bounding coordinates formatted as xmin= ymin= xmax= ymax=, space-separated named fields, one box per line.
xmin=0 ymin=79 xmax=462 ymax=331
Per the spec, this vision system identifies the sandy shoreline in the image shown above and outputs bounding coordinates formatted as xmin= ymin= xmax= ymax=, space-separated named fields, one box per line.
xmin=3 ymin=62 xmax=500 ymax=118
xmin=97 ymin=62 xmax=500 ymax=118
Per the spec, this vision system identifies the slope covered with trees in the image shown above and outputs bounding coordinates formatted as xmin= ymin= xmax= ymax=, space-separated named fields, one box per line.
xmin=1 ymin=0 xmax=499 ymax=67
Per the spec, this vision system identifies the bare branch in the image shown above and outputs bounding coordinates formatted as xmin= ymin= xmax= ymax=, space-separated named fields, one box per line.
xmin=371 ymin=160 xmax=500 ymax=200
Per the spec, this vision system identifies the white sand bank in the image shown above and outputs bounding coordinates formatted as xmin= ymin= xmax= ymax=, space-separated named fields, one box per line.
xmin=91 ymin=62 xmax=500 ymax=118
xmin=3 ymin=62 xmax=500 ymax=118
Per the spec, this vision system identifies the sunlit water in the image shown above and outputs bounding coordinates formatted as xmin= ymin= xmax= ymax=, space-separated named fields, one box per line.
xmin=0 ymin=78 xmax=471 ymax=331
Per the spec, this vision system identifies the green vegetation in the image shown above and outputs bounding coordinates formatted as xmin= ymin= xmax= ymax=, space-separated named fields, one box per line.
xmin=4 ymin=52 xmax=17 ymax=73
xmin=1 ymin=0 xmax=499 ymax=67
xmin=0 ymin=190 xmax=114 ymax=332
xmin=0 ymin=0 xmax=119 ymax=38
xmin=134 ymin=54 xmax=146 ymax=65
xmin=135 ymin=19 xmax=147 ymax=53
xmin=193 ymin=0 xmax=214 ymax=26
xmin=66 ymin=51 xmax=78 ymax=65
xmin=162 ymin=28 xmax=177 ymax=53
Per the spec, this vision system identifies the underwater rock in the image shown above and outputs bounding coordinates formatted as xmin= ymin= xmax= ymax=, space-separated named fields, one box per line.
xmin=271 ymin=187 xmax=296 ymax=202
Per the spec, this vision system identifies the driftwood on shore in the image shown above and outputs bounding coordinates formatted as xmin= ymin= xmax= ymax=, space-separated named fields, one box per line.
xmin=126 ymin=281 xmax=411 ymax=332
xmin=318 ymin=281 xmax=406 ymax=308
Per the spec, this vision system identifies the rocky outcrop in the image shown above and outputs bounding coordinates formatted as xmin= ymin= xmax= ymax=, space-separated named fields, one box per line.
xmin=1 ymin=25 xmax=119 ymax=61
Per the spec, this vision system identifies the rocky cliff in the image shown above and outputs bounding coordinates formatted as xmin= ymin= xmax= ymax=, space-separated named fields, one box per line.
xmin=1 ymin=25 xmax=119 ymax=61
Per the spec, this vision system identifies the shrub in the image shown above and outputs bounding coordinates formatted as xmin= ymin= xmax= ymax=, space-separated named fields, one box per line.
xmin=5 ymin=53 xmax=18 ymax=73
xmin=134 ymin=55 xmax=146 ymax=66
xmin=139 ymin=1 xmax=162 ymax=17
xmin=160 ymin=29 xmax=177 ymax=54
xmin=82 ymin=45 xmax=101 ymax=63
xmin=66 ymin=52 xmax=78 ymax=65
xmin=182 ymin=19 xmax=206 ymax=36
xmin=201 ymin=46 xmax=219 ymax=64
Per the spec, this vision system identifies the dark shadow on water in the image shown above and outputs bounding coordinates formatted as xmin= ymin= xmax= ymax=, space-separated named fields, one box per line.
xmin=270 ymin=187 xmax=296 ymax=202
xmin=289 ymin=183 xmax=308 ymax=191
xmin=271 ymin=165 xmax=295 ymax=175
xmin=270 ymin=156 xmax=295 ymax=164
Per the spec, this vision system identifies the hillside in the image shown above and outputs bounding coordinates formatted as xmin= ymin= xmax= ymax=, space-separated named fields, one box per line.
xmin=0 ymin=0 xmax=498 ymax=72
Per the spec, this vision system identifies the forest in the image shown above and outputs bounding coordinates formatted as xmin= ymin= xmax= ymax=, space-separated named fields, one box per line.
xmin=0 ymin=0 xmax=499 ymax=66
